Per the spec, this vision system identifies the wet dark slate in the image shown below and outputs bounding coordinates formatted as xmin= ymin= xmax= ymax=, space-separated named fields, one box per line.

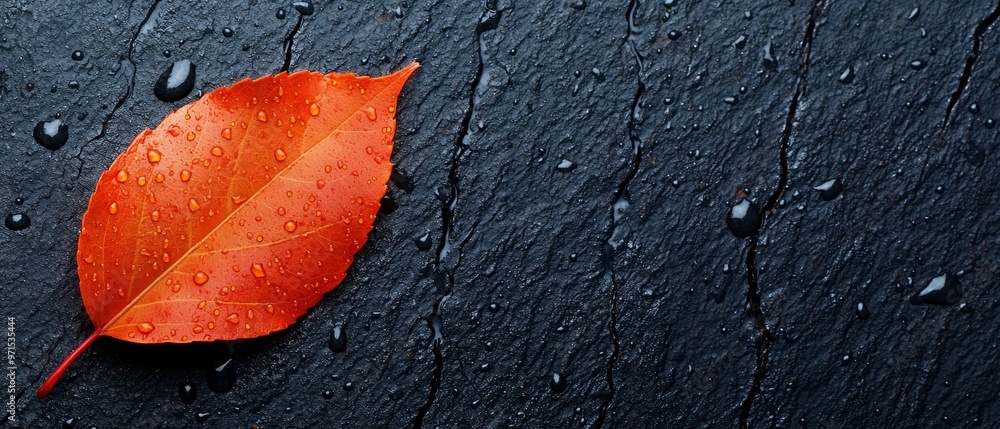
xmin=1 ymin=1 xmax=998 ymax=428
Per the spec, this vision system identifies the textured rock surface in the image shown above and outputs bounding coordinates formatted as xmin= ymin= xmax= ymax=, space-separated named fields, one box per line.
xmin=0 ymin=0 xmax=997 ymax=427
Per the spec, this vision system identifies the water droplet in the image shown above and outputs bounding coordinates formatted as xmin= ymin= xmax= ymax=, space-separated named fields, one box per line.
xmin=5 ymin=213 xmax=30 ymax=231
xmin=550 ymin=373 xmax=567 ymax=393
xmin=910 ymin=60 xmax=927 ymax=70
xmin=219 ymin=128 xmax=233 ymax=141
xmin=856 ymin=303 xmax=870 ymax=320
xmin=762 ymin=40 xmax=777 ymax=69
xmin=322 ymin=390 xmax=334 ymax=399
xmin=154 ymin=60 xmax=196 ymax=102
xmin=667 ymin=30 xmax=681 ymax=40
xmin=329 ymin=325 xmax=347 ymax=352
xmin=732 ymin=35 xmax=747 ymax=50
xmin=33 ymin=119 xmax=69 ymax=150
xmin=362 ymin=107 xmax=377 ymax=121
xmin=194 ymin=271 xmax=209 ymax=285
xmin=414 ymin=232 xmax=432 ymax=251
xmin=222 ymin=27 xmax=234 ymax=37
xmin=555 ymin=159 xmax=576 ymax=172
xmin=910 ymin=274 xmax=962 ymax=306
xmin=723 ymin=96 xmax=738 ymax=105
xmin=115 ymin=170 xmax=129 ymax=183
xmin=726 ymin=199 xmax=761 ymax=238
xmin=150 ymin=210 xmax=160 ymax=221
xmin=137 ymin=322 xmax=155 ymax=333
xmin=838 ymin=65 xmax=855 ymax=84
xmin=71 ymin=50 xmax=84 ymax=61
xmin=109 ymin=202 xmax=119 ymax=214
xmin=284 ymin=220 xmax=297 ymax=232
xmin=293 ymin=1 xmax=314 ymax=15
xmin=225 ymin=313 xmax=239 ymax=324
xmin=814 ymin=178 xmax=843 ymax=201
xmin=276 ymin=8 xmax=286 ymax=19
xmin=273 ymin=148 xmax=288 ymax=162
xmin=146 ymin=149 xmax=162 ymax=163
xmin=257 ymin=111 xmax=268 ymax=122
xmin=178 ymin=380 xmax=196 ymax=404
xmin=316 ymin=180 xmax=325 ymax=189
xmin=343 ymin=381 xmax=354 ymax=391
xmin=206 ymin=358 xmax=237 ymax=393
xmin=210 ymin=146 xmax=224 ymax=157
xmin=251 ymin=263 xmax=266 ymax=278
xmin=181 ymin=170 xmax=192 ymax=182
xmin=908 ymin=6 xmax=920 ymax=20
xmin=968 ymin=103 xmax=980 ymax=114
xmin=188 ymin=198 xmax=201 ymax=212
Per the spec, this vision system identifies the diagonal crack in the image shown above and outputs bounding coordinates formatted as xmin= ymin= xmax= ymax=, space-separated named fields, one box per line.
xmin=73 ymin=0 xmax=162 ymax=180
xmin=942 ymin=1 xmax=1000 ymax=127
xmin=738 ymin=1 xmax=824 ymax=427
xmin=281 ymin=15 xmax=304 ymax=73
xmin=593 ymin=0 xmax=645 ymax=427
xmin=412 ymin=2 xmax=501 ymax=427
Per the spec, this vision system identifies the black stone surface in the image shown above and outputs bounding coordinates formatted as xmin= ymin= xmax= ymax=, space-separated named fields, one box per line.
xmin=1 ymin=1 xmax=998 ymax=428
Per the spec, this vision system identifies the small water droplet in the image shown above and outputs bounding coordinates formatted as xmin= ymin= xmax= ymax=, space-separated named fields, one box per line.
xmin=5 ymin=213 xmax=30 ymax=231
xmin=329 ymin=325 xmax=347 ymax=352
xmin=726 ymin=199 xmax=761 ymax=238
xmin=225 ymin=313 xmax=239 ymax=324
xmin=137 ymin=322 xmax=155 ymax=333
xmin=814 ymin=178 xmax=843 ymax=201
xmin=555 ymin=159 xmax=576 ymax=172
xmin=284 ymin=221 xmax=297 ymax=232
xmin=188 ymin=199 xmax=201 ymax=212
xmin=762 ymin=40 xmax=777 ymax=69
xmin=109 ymin=202 xmax=119 ymax=214
xmin=550 ymin=373 xmax=567 ymax=393
xmin=251 ymin=263 xmax=266 ymax=278
xmin=181 ymin=170 xmax=192 ymax=182
xmin=910 ymin=60 xmax=927 ymax=70
xmin=257 ymin=110 xmax=268 ymax=122
xmin=837 ymin=65 xmax=855 ymax=84
xmin=33 ymin=119 xmax=69 ymax=150
xmin=71 ymin=50 xmax=84 ymax=61
xmin=910 ymin=274 xmax=962 ymax=306
xmin=147 ymin=149 xmax=162 ymax=163
xmin=856 ymin=302 xmax=870 ymax=320
xmin=293 ymin=1 xmax=314 ymax=15
xmin=150 ymin=210 xmax=160 ymax=221
xmin=154 ymin=60 xmax=196 ymax=102
xmin=194 ymin=271 xmax=209 ymax=285
xmin=968 ymin=103 xmax=980 ymax=114
xmin=178 ymin=380 xmax=196 ymax=404
xmin=414 ymin=232 xmax=432 ymax=251
xmin=667 ymin=30 xmax=682 ymax=40
xmin=322 ymin=390 xmax=334 ymax=399
xmin=206 ymin=358 xmax=237 ymax=393
xmin=363 ymin=107 xmax=377 ymax=121
xmin=210 ymin=146 xmax=224 ymax=157
xmin=222 ymin=27 xmax=234 ymax=37
xmin=116 ymin=170 xmax=129 ymax=183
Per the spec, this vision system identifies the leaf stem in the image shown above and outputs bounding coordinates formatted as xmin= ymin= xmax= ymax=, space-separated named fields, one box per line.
xmin=36 ymin=330 xmax=102 ymax=399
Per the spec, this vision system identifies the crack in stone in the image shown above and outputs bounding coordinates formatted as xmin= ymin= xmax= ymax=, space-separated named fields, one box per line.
xmin=943 ymin=2 xmax=1000 ymax=127
xmin=281 ymin=14 xmax=304 ymax=73
xmin=413 ymin=2 xmax=501 ymax=427
xmin=73 ymin=0 xmax=162 ymax=180
xmin=738 ymin=1 xmax=824 ymax=427
xmin=593 ymin=1 xmax=645 ymax=427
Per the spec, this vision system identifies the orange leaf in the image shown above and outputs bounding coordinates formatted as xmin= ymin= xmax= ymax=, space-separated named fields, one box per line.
xmin=37 ymin=63 xmax=420 ymax=398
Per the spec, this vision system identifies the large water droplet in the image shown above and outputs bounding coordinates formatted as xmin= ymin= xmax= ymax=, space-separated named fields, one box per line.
xmin=206 ymin=358 xmax=237 ymax=393
xmin=910 ymin=274 xmax=962 ymax=306
xmin=251 ymin=263 xmax=266 ymax=278
xmin=33 ymin=119 xmax=69 ymax=150
xmin=329 ymin=325 xmax=347 ymax=352
xmin=137 ymin=322 xmax=155 ymax=334
xmin=363 ymin=107 xmax=377 ymax=121
xmin=154 ymin=60 xmax=196 ymax=102
xmin=178 ymin=380 xmax=196 ymax=404
xmin=726 ymin=199 xmax=761 ymax=238
xmin=414 ymin=232 xmax=432 ymax=251
xmin=5 ymin=213 xmax=30 ymax=231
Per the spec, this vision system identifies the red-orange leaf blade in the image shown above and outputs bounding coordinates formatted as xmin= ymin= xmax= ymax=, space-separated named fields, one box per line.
xmin=37 ymin=63 xmax=419 ymax=398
